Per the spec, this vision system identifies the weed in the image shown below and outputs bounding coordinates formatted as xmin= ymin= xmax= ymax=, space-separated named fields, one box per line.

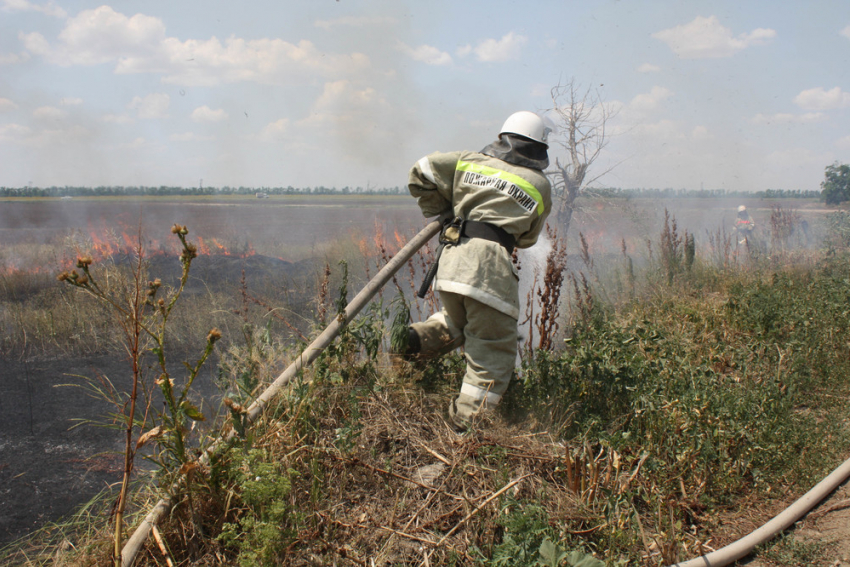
xmin=756 ymin=533 xmax=826 ymax=566
xmin=57 ymin=225 xmax=220 ymax=566
xmin=217 ymin=449 xmax=298 ymax=567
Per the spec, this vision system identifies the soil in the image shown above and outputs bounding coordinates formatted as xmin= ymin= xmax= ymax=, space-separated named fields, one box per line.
xmin=0 ymin=354 xmax=222 ymax=546
xmin=0 ymin=356 xmax=126 ymax=544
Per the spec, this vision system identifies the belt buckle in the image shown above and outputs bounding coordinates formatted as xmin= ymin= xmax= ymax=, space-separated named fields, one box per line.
xmin=440 ymin=216 xmax=464 ymax=245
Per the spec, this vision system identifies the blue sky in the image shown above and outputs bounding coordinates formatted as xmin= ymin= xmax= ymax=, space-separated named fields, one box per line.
xmin=0 ymin=0 xmax=848 ymax=192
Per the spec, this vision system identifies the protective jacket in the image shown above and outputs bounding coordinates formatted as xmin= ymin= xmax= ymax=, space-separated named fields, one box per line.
xmin=736 ymin=212 xmax=755 ymax=234
xmin=408 ymin=137 xmax=552 ymax=319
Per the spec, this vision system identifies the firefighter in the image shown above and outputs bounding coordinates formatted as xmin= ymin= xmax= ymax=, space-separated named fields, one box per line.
xmin=735 ymin=205 xmax=756 ymax=244
xmin=404 ymin=111 xmax=553 ymax=432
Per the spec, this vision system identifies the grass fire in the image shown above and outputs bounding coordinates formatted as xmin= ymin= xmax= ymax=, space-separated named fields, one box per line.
xmin=2 ymin=193 xmax=850 ymax=567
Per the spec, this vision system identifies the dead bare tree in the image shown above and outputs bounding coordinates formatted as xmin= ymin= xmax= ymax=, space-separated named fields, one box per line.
xmin=546 ymin=79 xmax=618 ymax=234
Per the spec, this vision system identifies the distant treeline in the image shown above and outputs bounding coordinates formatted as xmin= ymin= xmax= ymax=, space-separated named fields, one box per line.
xmin=0 ymin=185 xmax=823 ymax=199
xmin=0 ymin=185 xmax=408 ymax=197
xmin=585 ymin=187 xmax=823 ymax=199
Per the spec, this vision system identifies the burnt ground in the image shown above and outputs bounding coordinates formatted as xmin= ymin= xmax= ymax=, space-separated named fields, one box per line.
xmin=0 ymin=356 xmax=125 ymax=544
xmin=0 ymin=354 xmax=223 ymax=546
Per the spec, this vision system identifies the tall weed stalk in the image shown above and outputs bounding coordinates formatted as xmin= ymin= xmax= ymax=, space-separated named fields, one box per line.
xmin=58 ymin=224 xmax=219 ymax=566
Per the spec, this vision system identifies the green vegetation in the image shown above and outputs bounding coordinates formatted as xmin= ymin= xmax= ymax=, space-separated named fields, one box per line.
xmin=821 ymin=162 xmax=850 ymax=205
xmin=2 ymin=205 xmax=850 ymax=566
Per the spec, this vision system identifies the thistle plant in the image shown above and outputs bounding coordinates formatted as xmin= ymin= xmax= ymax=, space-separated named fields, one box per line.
xmin=58 ymin=224 xmax=220 ymax=566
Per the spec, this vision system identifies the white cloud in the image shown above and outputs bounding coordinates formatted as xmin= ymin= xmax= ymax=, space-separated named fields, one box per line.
xmin=751 ymin=112 xmax=826 ymax=124
xmin=295 ymin=80 xmax=401 ymax=165
xmin=837 ymin=135 xmax=850 ymax=150
xmin=652 ymin=16 xmax=776 ymax=59
xmin=628 ymin=118 xmax=687 ymax=140
xmin=2 ymin=0 xmax=66 ymax=18
xmin=530 ymin=83 xmax=550 ymax=97
xmin=312 ymin=80 xmax=382 ymax=112
xmin=473 ymin=32 xmax=527 ymax=62
xmin=691 ymin=125 xmax=710 ymax=140
xmin=399 ymin=42 xmax=452 ymax=66
xmin=170 ymin=132 xmax=215 ymax=142
xmin=259 ymin=118 xmax=290 ymax=142
xmin=628 ymin=86 xmax=673 ymax=113
xmin=0 ymin=98 xmax=18 ymax=111
xmin=19 ymin=31 xmax=51 ymax=56
xmin=637 ymin=63 xmax=660 ymax=73
xmin=52 ymin=6 xmax=166 ymax=66
xmin=191 ymin=105 xmax=228 ymax=123
xmin=0 ymin=51 xmax=30 ymax=65
xmin=119 ymin=137 xmax=146 ymax=149
xmin=313 ymin=16 xmax=396 ymax=30
xmin=101 ymin=113 xmax=133 ymax=124
xmin=793 ymin=87 xmax=850 ymax=111
xmin=60 ymin=97 xmax=83 ymax=106
xmin=1 ymin=123 xmax=92 ymax=147
xmin=765 ymin=147 xmax=830 ymax=168
xmin=21 ymin=6 xmax=371 ymax=87
xmin=128 ymin=93 xmax=170 ymax=119
xmin=32 ymin=105 xmax=64 ymax=119
xmin=0 ymin=123 xmax=30 ymax=143
xmin=456 ymin=44 xmax=472 ymax=58
xmin=841 ymin=25 xmax=850 ymax=40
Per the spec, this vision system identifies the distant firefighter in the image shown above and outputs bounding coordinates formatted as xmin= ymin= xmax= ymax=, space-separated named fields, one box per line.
xmin=735 ymin=205 xmax=756 ymax=243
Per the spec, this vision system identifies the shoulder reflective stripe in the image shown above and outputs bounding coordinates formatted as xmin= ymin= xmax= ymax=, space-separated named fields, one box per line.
xmin=455 ymin=160 xmax=545 ymax=215
xmin=460 ymin=382 xmax=502 ymax=407
xmin=418 ymin=156 xmax=437 ymax=185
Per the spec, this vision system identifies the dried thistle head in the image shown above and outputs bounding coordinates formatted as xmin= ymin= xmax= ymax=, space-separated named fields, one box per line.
xmin=147 ymin=278 xmax=162 ymax=297
xmin=57 ymin=271 xmax=70 ymax=282
xmin=207 ymin=328 xmax=222 ymax=344
xmin=224 ymin=397 xmax=245 ymax=414
xmin=171 ymin=223 xmax=185 ymax=235
xmin=180 ymin=242 xmax=198 ymax=261
xmin=76 ymin=255 xmax=93 ymax=268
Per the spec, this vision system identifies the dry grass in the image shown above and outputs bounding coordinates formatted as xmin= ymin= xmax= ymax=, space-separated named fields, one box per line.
xmin=126 ymin=374 xmax=633 ymax=566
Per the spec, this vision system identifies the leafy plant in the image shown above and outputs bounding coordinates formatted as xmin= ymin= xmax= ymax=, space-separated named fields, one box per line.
xmin=217 ymin=449 xmax=298 ymax=567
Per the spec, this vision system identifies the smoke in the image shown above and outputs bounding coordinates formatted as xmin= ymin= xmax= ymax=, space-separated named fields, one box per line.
xmin=516 ymin=228 xmax=553 ymax=348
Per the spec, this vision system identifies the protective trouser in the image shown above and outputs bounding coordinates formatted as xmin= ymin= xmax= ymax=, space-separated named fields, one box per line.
xmin=410 ymin=290 xmax=518 ymax=427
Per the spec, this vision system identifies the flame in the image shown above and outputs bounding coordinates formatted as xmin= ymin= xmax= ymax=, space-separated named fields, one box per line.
xmin=394 ymin=229 xmax=406 ymax=249
xmin=2 ymin=218 xmax=271 ymax=277
xmin=196 ymin=236 xmax=211 ymax=256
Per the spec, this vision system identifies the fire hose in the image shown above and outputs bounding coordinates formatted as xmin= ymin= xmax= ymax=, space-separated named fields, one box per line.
xmin=120 ymin=220 xmax=441 ymax=567
xmin=666 ymin=453 xmax=850 ymax=567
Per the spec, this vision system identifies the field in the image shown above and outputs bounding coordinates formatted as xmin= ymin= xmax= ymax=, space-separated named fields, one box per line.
xmin=2 ymin=194 xmax=849 ymax=566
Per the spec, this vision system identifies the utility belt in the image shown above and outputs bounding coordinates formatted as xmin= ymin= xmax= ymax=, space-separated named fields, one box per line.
xmin=416 ymin=216 xmax=516 ymax=299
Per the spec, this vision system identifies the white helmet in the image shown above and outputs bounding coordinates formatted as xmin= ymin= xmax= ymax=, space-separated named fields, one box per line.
xmin=499 ymin=111 xmax=552 ymax=147
xmin=738 ymin=205 xmax=747 ymax=213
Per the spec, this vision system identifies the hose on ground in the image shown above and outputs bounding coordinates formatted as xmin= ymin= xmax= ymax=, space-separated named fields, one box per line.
xmin=666 ymin=454 xmax=850 ymax=567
